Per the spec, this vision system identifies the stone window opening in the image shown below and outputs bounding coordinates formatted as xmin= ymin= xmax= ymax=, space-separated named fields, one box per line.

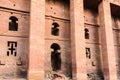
xmin=86 ymin=48 xmax=91 ymax=59
xmin=85 ymin=28 xmax=89 ymax=39
xmin=51 ymin=43 xmax=61 ymax=71
xmin=9 ymin=16 xmax=18 ymax=31
xmin=51 ymin=22 xmax=59 ymax=36
xmin=92 ymin=61 xmax=96 ymax=66
xmin=7 ymin=41 xmax=17 ymax=57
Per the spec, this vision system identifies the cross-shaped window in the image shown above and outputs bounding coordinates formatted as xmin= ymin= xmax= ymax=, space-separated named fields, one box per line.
xmin=7 ymin=41 xmax=17 ymax=56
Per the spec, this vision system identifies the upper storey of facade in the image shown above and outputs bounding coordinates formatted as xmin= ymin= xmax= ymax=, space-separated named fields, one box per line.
xmin=0 ymin=0 xmax=30 ymax=12
xmin=0 ymin=0 xmax=30 ymax=37
xmin=84 ymin=0 xmax=120 ymax=10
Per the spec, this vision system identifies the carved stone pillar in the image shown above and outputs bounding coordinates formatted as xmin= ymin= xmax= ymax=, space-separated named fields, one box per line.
xmin=99 ymin=1 xmax=117 ymax=80
xmin=70 ymin=0 xmax=87 ymax=80
xmin=28 ymin=0 xmax=45 ymax=80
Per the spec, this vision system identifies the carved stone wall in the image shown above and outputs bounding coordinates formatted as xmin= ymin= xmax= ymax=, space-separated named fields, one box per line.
xmin=45 ymin=0 xmax=72 ymax=80
xmin=84 ymin=9 xmax=103 ymax=80
xmin=0 ymin=0 xmax=29 ymax=79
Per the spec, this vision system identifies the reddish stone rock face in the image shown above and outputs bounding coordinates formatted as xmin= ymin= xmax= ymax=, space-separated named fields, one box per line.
xmin=9 ymin=0 xmax=17 ymax=3
xmin=0 ymin=0 xmax=120 ymax=80
xmin=0 ymin=0 xmax=30 ymax=79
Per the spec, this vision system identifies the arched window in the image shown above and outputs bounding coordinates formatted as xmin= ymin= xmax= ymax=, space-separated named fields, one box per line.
xmin=9 ymin=16 xmax=18 ymax=31
xmin=51 ymin=43 xmax=61 ymax=71
xmin=85 ymin=28 xmax=89 ymax=39
xmin=51 ymin=22 xmax=59 ymax=36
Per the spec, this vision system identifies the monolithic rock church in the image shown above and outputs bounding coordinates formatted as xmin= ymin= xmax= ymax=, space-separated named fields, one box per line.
xmin=0 ymin=0 xmax=120 ymax=80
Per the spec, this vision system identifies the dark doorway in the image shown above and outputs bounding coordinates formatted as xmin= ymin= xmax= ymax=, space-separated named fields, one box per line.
xmin=51 ymin=43 xmax=61 ymax=71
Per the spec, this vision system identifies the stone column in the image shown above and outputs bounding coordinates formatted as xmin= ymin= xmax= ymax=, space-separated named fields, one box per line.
xmin=28 ymin=0 xmax=45 ymax=80
xmin=99 ymin=1 xmax=117 ymax=80
xmin=70 ymin=0 xmax=87 ymax=80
